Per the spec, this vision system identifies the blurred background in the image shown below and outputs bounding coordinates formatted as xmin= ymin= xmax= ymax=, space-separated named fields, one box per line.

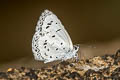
xmin=0 ymin=0 xmax=120 ymax=70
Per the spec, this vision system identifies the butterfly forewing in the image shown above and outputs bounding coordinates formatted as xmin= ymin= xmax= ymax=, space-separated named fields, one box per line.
xmin=32 ymin=10 xmax=77 ymax=63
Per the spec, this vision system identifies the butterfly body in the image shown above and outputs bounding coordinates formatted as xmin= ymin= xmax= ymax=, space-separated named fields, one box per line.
xmin=32 ymin=10 xmax=79 ymax=63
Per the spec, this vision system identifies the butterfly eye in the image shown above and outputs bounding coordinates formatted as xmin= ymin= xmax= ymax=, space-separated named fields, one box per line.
xmin=75 ymin=47 xmax=77 ymax=50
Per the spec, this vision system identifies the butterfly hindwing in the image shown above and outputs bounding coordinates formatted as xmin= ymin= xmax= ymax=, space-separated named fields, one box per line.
xmin=32 ymin=10 xmax=79 ymax=63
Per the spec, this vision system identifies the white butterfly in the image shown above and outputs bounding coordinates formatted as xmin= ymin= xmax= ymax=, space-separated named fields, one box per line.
xmin=32 ymin=10 xmax=79 ymax=63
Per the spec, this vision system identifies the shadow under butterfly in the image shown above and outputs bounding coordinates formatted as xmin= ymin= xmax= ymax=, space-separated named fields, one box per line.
xmin=32 ymin=10 xmax=79 ymax=63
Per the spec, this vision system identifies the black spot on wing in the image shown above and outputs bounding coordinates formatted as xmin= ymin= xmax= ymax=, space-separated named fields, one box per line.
xmin=35 ymin=49 xmax=37 ymax=52
xmin=52 ymin=35 xmax=55 ymax=38
xmin=44 ymin=46 xmax=46 ymax=48
xmin=56 ymin=29 xmax=61 ymax=32
xmin=41 ymin=17 xmax=44 ymax=21
xmin=39 ymin=27 xmax=42 ymax=31
xmin=39 ymin=33 xmax=45 ymax=37
xmin=44 ymin=53 xmax=48 ymax=56
xmin=35 ymin=48 xmax=40 ymax=53
xmin=35 ymin=44 xmax=37 ymax=47
xmin=47 ymin=21 xmax=53 ymax=25
xmin=68 ymin=50 xmax=70 ymax=52
xmin=45 ymin=40 xmax=47 ymax=42
xmin=47 ymin=23 xmax=51 ymax=25
xmin=47 ymin=49 xmax=49 ymax=51
xmin=50 ymin=56 xmax=52 ymax=58
xmin=56 ymin=48 xmax=58 ymax=50
xmin=46 ymin=32 xmax=49 ymax=34
xmin=43 ymin=43 xmax=47 ymax=45
xmin=46 ymin=26 xmax=50 ymax=29
xmin=39 ymin=33 xmax=42 ymax=36
xmin=61 ymin=43 xmax=63 ymax=45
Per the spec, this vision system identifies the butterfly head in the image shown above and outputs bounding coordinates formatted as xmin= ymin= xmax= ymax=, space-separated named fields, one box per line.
xmin=73 ymin=44 xmax=80 ymax=53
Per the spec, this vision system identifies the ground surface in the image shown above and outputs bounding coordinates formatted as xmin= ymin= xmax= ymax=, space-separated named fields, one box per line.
xmin=0 ymin=49 xmax=120 ymax=80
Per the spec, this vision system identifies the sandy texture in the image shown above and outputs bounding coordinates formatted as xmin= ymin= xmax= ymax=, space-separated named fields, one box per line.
xmin=0 ymin=49 xmax=120 ymax=80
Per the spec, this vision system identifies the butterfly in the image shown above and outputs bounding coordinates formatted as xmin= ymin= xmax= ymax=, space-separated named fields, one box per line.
xmin=32 ymin=10 xmax=79 ymax=63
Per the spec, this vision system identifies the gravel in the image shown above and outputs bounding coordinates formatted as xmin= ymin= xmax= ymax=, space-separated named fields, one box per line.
xmin=0 ymin=49 xmax=120 ymax=80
